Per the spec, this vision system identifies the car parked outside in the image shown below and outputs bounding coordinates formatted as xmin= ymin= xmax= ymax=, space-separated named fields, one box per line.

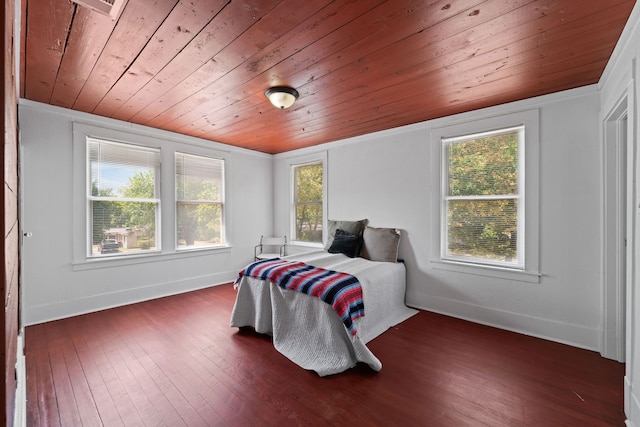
xmin=99 ymin=239 xmax=120 ymax=254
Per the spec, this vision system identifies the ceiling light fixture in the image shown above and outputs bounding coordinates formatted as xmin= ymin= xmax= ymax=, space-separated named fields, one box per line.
xmin=265 ymin=86 xmax=299 ymax=109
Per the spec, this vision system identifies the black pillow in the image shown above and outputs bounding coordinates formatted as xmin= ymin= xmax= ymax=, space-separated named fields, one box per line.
xmin=327 ymin=229 xmax=361 ymax=258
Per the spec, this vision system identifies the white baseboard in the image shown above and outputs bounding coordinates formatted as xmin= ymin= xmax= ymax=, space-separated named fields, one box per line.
xmin=14 ymin=332 xmax=25 ymax=427
xmin=626 ymin=375 xmax=639 ymax=427
xmin=409 ymin=294 xmax=600 ymax=351
xmin=23 ymin=270 xmax=237 ymax=326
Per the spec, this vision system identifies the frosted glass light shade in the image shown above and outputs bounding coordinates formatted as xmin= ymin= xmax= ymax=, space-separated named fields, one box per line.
xmin=265 ymin=87 xmax=299 ymax=109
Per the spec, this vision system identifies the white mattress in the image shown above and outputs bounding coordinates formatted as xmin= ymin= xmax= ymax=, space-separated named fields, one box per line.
xmin=229 ymin=251 xmax=418 ymax=376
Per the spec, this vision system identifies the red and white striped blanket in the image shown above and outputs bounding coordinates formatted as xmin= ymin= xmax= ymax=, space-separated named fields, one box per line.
xmin=237 ymin=258 xmax=364 ymax=335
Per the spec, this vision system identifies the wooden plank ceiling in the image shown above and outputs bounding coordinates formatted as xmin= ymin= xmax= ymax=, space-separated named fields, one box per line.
xmin=20 ymin=0 xmax=636 ymax=154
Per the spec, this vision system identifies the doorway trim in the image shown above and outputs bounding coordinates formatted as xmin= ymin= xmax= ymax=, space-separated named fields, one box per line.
xmin=602 ymin=83 xmax=633 ymax=362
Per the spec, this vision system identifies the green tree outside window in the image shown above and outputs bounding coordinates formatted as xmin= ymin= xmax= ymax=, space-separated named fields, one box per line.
xmin=445 ymin=129 xmax=521 ymax=265
xmin=294 ymin=162 xmax=323 ymax=243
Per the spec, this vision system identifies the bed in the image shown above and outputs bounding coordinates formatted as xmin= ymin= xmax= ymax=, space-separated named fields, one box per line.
xmin=229 ymin=243 xmax=418 ymax=376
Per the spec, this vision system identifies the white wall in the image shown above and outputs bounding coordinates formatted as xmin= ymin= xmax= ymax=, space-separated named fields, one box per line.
xmin=275 ymin=85 xmax=603 ymax=351
xmin=19 ymin=100 xmax=273 ymax=325
xmin=600 ymin=2 xmax=640 ymax=426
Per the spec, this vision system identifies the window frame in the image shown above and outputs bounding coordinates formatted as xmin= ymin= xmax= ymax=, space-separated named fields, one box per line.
xmin=441 ymin=126 xmax=525 ymax=269
xmin=174 ymin=151 xmax=226 ymax=251
xmin=289 ymin=152 xmax=327 ymax=247
xmin=430 ymin=110 xmax=540 ymax=282
xmin=72 ymin=123 xmax=231 ymax=269
xmin=87 ymin=137 xmax=162 ymax=258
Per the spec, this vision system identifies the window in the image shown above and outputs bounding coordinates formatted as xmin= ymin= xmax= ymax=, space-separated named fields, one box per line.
xmin=442 ymin=127 xmax=523 ymax=268
xmin=292 ymin=161 xmax=324 ymax=243
xmin=88 ymin=138 xmax=161 ymax=257
xmin=75 ymin=123 xmax=231 ymax=267
xmin=431 ymin=110 xmax=540 ymax=282
xmin=175 ymin=153 xmax=225 ymax=249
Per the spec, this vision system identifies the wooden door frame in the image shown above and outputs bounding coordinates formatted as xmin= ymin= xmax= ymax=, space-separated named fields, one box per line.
xmin=3 ymin=0 xmax=21 ymax=424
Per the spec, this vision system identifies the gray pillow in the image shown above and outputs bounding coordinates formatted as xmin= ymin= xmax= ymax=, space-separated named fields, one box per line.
xmin=360 ymin=226 xmax=401 ymax=262
xmin=323 ymin=219 xmax=368 ymax=251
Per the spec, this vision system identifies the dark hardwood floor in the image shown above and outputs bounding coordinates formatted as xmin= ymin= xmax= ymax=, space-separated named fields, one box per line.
xmin=25 ymin=284 xmax=625 ymax=426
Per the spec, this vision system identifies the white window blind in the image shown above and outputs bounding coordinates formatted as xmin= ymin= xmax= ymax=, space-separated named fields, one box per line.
xmin=442 ymin=126 xmax=524 ymax=268
xmin=175 ymin=152 xmax=225 ymax=249
xmin=87 ymin=137 xmax=161 ymax=256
